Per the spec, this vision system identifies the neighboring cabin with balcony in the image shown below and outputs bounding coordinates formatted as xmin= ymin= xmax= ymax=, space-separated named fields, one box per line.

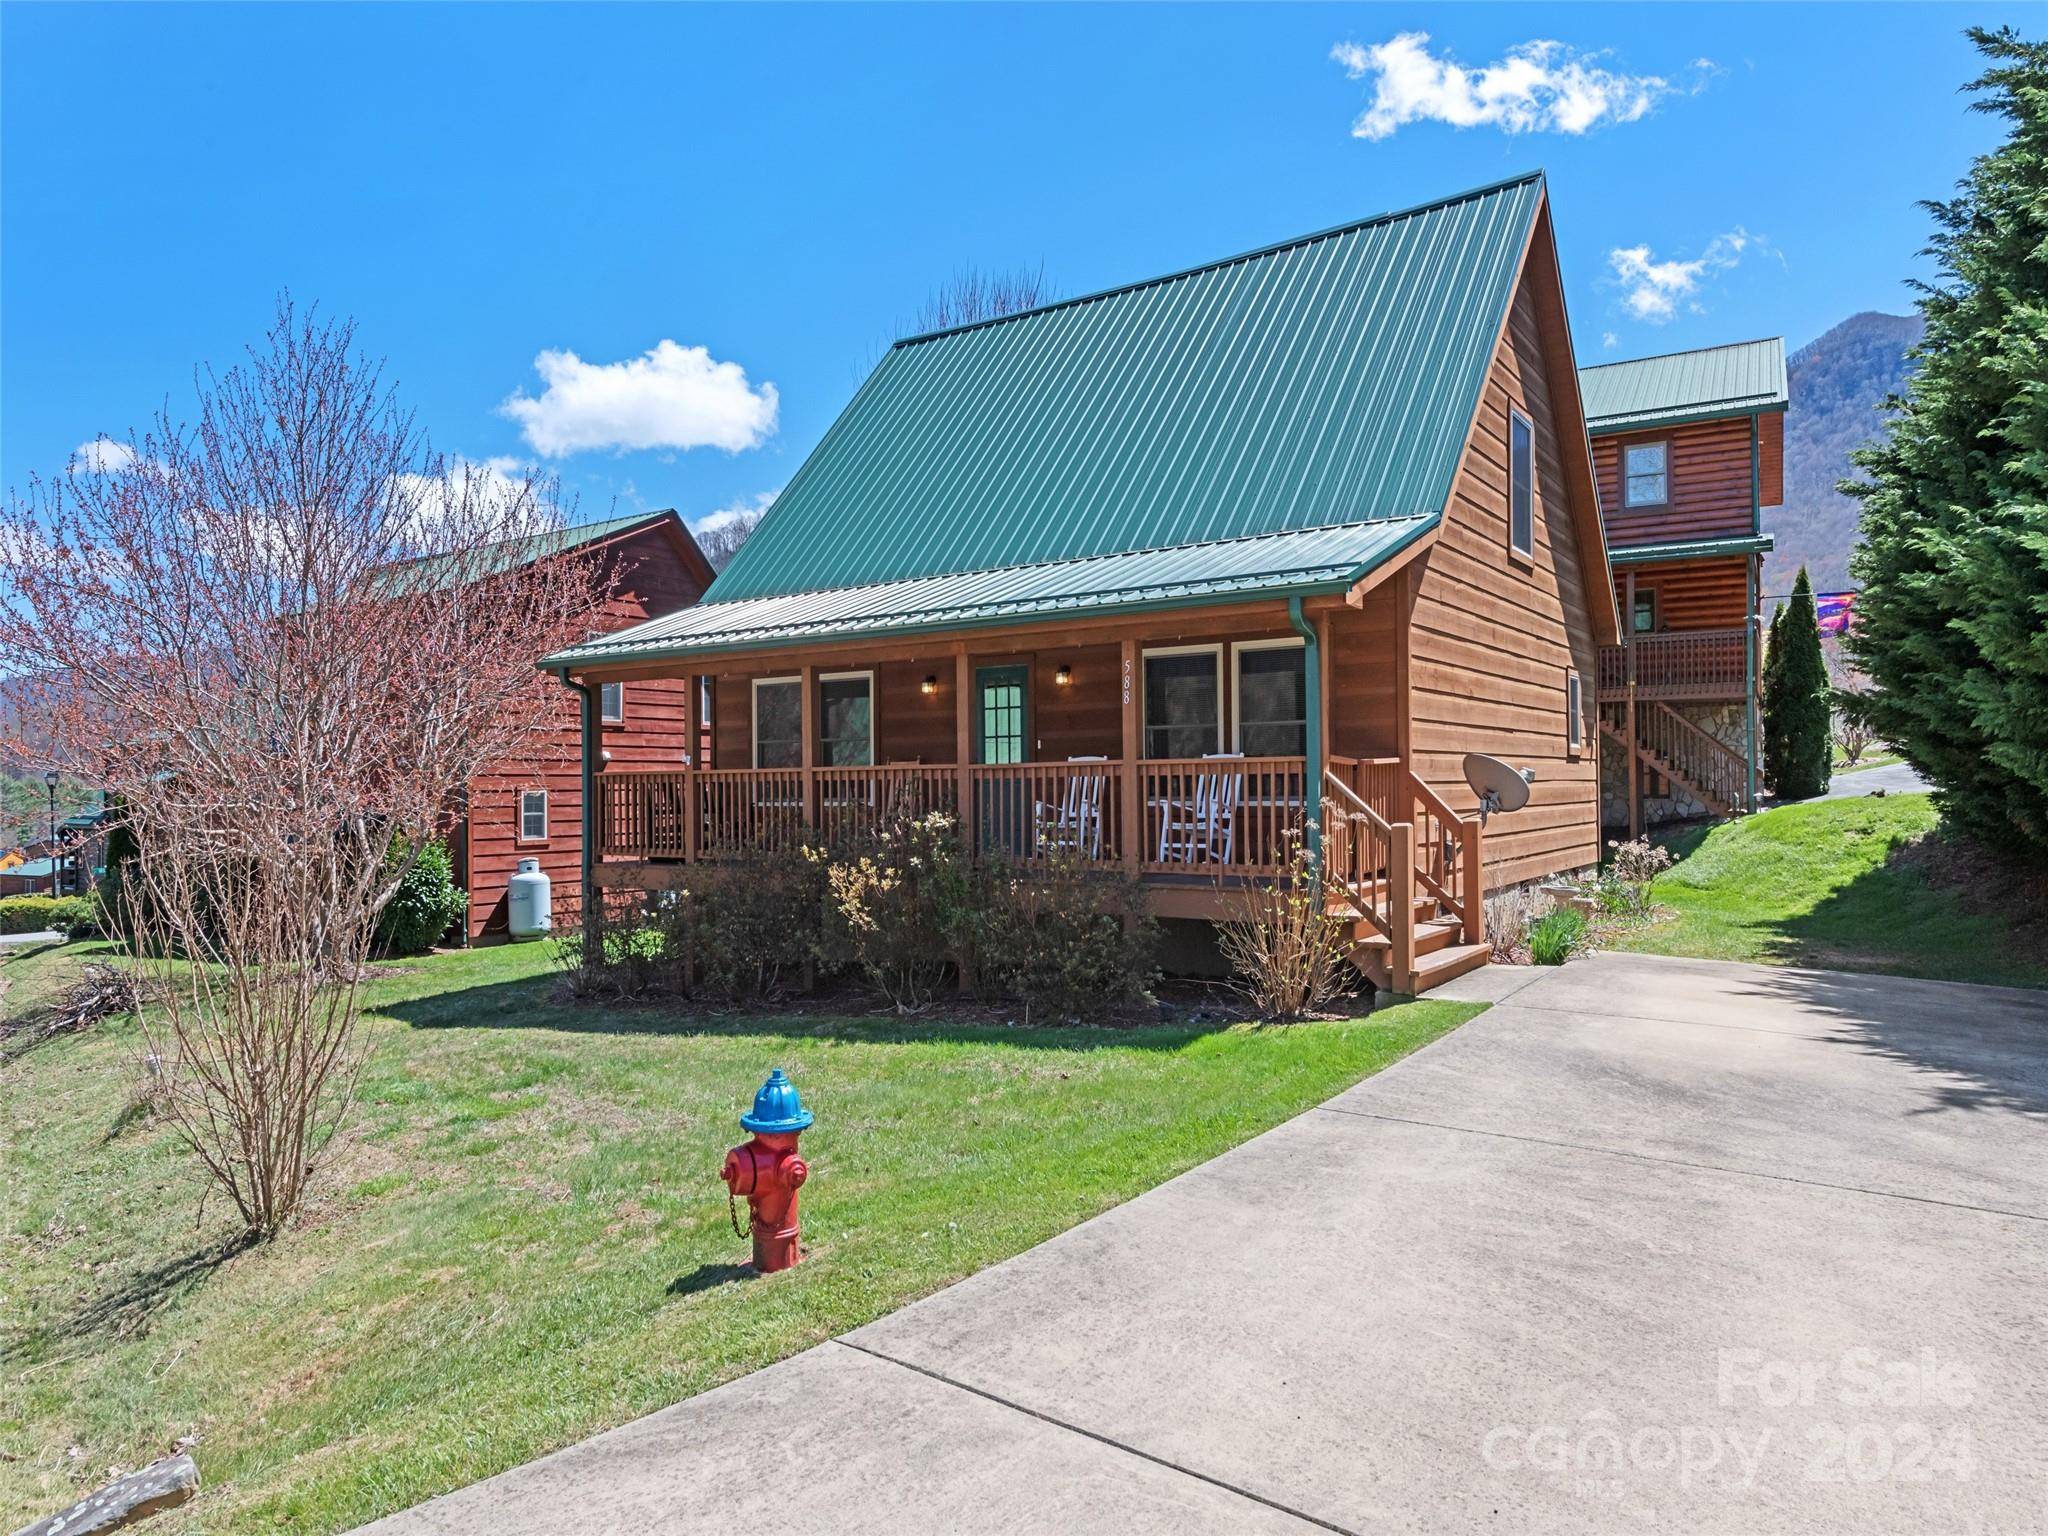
xmin=1576 ymin=340 xmax=1787 ymax=835
xmin=546 ymin=173 xmax=1621 ymax=995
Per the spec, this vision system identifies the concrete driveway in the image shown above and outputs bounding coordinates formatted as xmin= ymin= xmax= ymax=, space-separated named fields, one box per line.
xmin=361 ymin=953 xmax=2048 ymax=1535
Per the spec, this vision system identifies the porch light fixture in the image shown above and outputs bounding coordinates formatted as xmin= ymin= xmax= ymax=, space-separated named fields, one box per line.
xmin=1054 ymin=665 xmax=1072 ymax=687
xmin=921 ymin=675 xmax=937 ymax=695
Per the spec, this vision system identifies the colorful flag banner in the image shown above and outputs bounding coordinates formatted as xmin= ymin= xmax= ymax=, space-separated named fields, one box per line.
xmin=1815 ymin=591 xmax=1857 ymax=636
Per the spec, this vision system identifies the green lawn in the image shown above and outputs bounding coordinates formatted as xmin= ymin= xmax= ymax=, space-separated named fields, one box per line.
xmin=1611 ymin=792 xmax=2047 ymax=988
xmin=1833 ymin=750 xmax=1903 ymax=772
xmin=0 ymin=941 xmax=1474 ymax=1534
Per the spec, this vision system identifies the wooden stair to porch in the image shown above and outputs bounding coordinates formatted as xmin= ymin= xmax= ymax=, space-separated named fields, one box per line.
xmin=1598 ymin=700 xmax=1746 ymax=820
xmin=1321 ymin=768 xmax=1490 ymax=997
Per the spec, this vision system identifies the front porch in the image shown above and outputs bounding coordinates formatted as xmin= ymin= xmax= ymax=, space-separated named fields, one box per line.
xmin=575 ymin=604 xmax=1489 ymax=991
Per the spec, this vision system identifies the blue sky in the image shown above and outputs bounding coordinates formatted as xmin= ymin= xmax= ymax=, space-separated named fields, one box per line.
xmin=1 ymin=3 xmax=2025 ymax=536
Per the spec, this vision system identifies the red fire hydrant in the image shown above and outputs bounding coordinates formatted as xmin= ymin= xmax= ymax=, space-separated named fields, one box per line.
xmin=721 ymin=1068 xmax=812 ymax=1273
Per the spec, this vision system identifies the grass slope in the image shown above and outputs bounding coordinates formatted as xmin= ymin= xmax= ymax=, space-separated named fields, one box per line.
xmin=1612 ymin=793 xmax=2047 ymax=988
xmin=1 ymin=941 xmax=1474 ymax=1533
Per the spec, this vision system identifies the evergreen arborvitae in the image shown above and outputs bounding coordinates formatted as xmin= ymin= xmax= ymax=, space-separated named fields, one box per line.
xmin=1847 ymin=26 xmax=2048 ymax=855
xmin=1764 ymin=569 xmax=1833 ymax=799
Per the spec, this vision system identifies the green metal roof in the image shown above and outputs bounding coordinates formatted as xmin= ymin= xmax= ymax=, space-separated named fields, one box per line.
xmin=1608 ymin=533 xmax=1775 ymax=566
xmin=709 ymin=173 xmax=1545 ymax=606
xmin=1577 ymin=338 xmax=1787 ymax=434
xmin=548 ymin=516 xmax=1437 ymax=665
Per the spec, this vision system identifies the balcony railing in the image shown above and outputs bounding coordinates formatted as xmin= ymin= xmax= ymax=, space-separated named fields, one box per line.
xmin=599 ymin=756 xmax=1408 ymax=877
xmin=1597 ymin=627 xmax=1751 ymax=700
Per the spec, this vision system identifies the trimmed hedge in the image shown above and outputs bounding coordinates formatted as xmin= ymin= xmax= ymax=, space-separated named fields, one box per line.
xmin=0 ymin=894 xmax=96 ymax=937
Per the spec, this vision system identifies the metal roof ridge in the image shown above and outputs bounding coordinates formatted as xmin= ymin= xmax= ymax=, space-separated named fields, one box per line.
xmin=691 ymin=513 xmax=1437 ymax=612
xmin=1578 ymin=336 xmax=1785 ymax=375
xmin=889 ymin=172 xmax=1547 ymax=351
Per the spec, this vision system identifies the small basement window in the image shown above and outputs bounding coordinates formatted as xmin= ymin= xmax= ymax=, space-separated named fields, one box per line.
xmin=519 ymin=788 xmax=548 ymax=842
xmin=600 ymin=681 xmax=624 ymax=723
xmin=1509 ymin=408 xmax=1534 ymax=558
xmin=1624 ymin=442 xmax=1668 ymax=507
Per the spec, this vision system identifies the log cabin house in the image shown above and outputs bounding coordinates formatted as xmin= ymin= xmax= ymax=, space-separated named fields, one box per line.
xmin=546 ymin=173 xmax=1619 ymax=994
xmin=1577 ymin=340 xmax=1786 ymax=834
xmin=449 ymin=510 xmax=714 ymax=940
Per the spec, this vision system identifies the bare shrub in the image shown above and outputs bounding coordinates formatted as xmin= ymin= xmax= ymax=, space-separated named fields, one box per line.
xmin=0 ymin=302 xmax=610 ymax=1239
xmin=1217 ymin=826 xmax=1353 ymax=1022
xmin=1484 ymin=885 xmax=1535 ymax=965
xmin=1834 ymin=708 xmax=1877 ymax=768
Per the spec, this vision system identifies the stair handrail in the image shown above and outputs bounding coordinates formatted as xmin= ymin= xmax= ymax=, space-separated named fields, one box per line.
xmin=1322 ymin=769 xmax=1395 ymax=941
xmin=1644 ymin=700 xmax=1749 ymax=772
xmin=1405 ymin=769 xmax=1484 ymax=947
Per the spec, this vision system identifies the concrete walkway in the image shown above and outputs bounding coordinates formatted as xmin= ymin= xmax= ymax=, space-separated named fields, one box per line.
xmin=361 ymin=953 xmax=2048 ymax=1535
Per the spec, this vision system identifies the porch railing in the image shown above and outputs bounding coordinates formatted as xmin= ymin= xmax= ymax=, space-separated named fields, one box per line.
xmin=1597 ymin=627 xmax=1750 ymax=700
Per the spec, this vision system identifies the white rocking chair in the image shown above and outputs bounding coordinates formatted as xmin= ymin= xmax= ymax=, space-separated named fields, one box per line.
xmin=1155 ymin=764 xmax=1243 ymax=866
xmin=1036 ymin=757 xmax=1107 ymax=859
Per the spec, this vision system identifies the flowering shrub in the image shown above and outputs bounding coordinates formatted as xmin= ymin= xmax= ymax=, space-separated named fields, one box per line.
xmin=825 ymin=812 xmax=973 ymax=1008
xmin=1603 ymin=836 xmax=1673 ymax=915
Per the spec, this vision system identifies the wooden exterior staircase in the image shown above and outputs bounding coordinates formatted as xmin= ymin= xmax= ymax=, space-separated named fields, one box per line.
xmin=1598 ymin=700 xmax=1750 ymax=820
xmin=1322 ymin=768 xmax=1491 ymax=996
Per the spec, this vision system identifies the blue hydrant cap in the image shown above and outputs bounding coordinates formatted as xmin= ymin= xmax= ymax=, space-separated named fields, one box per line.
xmin=739 ymin=1068 xmax=813 ymax=1134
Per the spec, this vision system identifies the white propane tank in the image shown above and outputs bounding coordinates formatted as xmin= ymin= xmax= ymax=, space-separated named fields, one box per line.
xmin=507 ymin=857 xmax=552 ymax=939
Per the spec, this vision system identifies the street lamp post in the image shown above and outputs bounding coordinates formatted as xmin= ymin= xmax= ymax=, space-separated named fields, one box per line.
xmin=43 ymin=769 xmax=60 ymax=897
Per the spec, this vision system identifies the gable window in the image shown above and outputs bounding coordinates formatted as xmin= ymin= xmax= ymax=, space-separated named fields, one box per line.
xmin=1233 ymin=640 xmax=1306 ymax=756
xmin=519 ymin=788 xmax=548 ymax=842
xmin=1566 ymin=668 xmax=1583 ymax=754
xmin=752 ymin=677 xmax=802 ymax=769
xmin=600 ymin=682 xmax=624 ymax=723
xmin=1633 ymin=589 xmax=1657 ymax=634
xmin=1509 ymin=408 xmax=1534 ymax=558
xmin=1143 ymin=647 xmax=1222 ymax=759
xmin=818 ymin=672 xmax=873 ymax=767
xmin=1624 ymin=442 xmax=1668 ymax=507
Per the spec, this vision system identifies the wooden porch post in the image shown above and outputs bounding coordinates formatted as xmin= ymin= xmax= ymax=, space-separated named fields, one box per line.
xmin=1625 ymin=567 xmax=1640 ymax=840
xmin=1120 ymin=637 xmax=1141 ymax=872
xmin=952 ymin=645 xmax=972 ymax=849
xmin=682 ymin=672 xmax=700 ymax=862
xmin=1390 ymin=820 xmax=1417 ymax=992
xmin=800 ymin=662 xmax=817 ymax=828
xmin=1745 ymin=554 xmax=1760 ymax=812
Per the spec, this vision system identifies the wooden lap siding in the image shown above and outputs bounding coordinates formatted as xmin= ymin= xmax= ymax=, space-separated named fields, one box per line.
xmin=463 ymin=522 xmax=708 ymax=939
xmin=1406 ymin=253 xmax=1601 ymax=893
xmin=1612 ymin=556 xmax=1752 ymax=632
xmin=1592 ymin=415 xmax=1759 ymax=548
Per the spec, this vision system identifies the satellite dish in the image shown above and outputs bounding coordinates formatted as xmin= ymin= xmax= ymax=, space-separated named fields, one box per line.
xmin=1463 ymin=753 xmax=1535 ymax=825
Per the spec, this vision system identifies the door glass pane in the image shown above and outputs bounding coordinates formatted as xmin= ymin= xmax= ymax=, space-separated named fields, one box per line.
xmin=754 ymin=680 xmax=801 ymax=768
xmin=819 ymin=677 xmax=872 ymax=766
xmin=976 ymin=668 xmax=1026 ymax=765
xmin=1237 ymin=647 xmax=1305 ymax=756
xmin=1144 ymin=652 xmax=1219 ymax=759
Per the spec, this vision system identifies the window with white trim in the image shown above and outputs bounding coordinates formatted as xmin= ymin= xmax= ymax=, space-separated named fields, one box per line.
xmin=752 ymin=678 xmax=802 ymax=769
xmin=1143 ymin=647 xmax=1223 ymax=758
xmin=600 ymin=681 xmax=624 ymax=723
xmin=1566 ymin=668 xmax=1583 ymax=753
xmin=1233 ymin=640 xmax=1306 ymax=756
xmin=519 ymin=788 xmax=548 ymax=842
xmin=818 ymin=672 xmax=873 ymax=766
xmin=1509 ymin=408 xmax=1535 ymax=558
xmin=1623 ymin=442 xmax=1668 ymax=507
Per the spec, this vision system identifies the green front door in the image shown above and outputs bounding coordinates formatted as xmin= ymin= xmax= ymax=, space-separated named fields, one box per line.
xmin=973 ymin=665 xmax=1029 ymax=852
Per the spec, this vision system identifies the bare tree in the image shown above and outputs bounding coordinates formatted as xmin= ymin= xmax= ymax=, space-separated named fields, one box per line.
xmin=910 ymin=263 xmax=1053 ymax=334
xmin=0 ymin=301 xmax=611 ymax=1238
xmin=697 ymin=504 xmax=768 ymax=572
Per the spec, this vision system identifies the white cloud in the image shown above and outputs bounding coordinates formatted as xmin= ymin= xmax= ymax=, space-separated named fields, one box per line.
xmin=499 ymin=340 xmax=778 ymax=458
xmin=1602 ymin=331 xmax=1620 ymax=349
xmin=70 ymin=438 xmax=138 ymax=475
xmin=691 ymin=489 xmax=778 ymax=538
xmin=1607 ymin=228 xmax=1754 ymax=322
xmin=390 ymin=455 xmax=557 ymax=542
xmin=1331 ymin=33 xmax=1681 ymax=139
